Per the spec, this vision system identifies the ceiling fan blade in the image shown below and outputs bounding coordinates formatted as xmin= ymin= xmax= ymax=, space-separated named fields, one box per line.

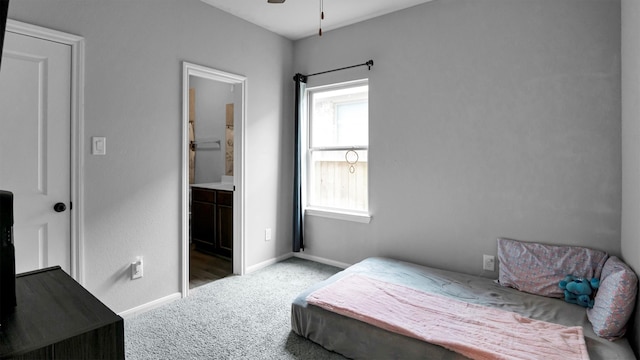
xmin=267 ymin=0 xmax=285 ymax=3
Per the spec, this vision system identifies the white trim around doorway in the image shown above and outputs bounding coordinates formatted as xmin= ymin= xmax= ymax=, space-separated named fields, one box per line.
xmin=181 ymin=61 xmax=247 ymax=298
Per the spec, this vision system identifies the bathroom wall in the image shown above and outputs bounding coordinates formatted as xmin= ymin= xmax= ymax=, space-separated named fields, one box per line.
xmin=190 ymin=76 xmax=235 ymax=184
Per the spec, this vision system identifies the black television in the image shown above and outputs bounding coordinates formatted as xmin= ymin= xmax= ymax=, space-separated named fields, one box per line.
xmin=0 ymin=190 xmax=17 ymax=324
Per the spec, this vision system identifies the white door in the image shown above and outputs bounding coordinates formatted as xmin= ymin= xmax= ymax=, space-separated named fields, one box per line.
xmin=0 ymin=31 xmax=72 ymax=274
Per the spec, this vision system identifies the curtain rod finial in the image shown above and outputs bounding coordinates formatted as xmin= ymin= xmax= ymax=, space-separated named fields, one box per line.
xmin=293 ymin=73 xmax=308 ymax=83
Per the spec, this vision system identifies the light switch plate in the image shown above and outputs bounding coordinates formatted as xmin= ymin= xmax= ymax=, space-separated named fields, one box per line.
xmin=92 ymin=137 xmax=106 ymax=155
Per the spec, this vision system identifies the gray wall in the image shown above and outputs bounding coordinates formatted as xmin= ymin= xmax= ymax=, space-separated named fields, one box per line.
xmin=294 ymin=0 xmax=621 ymax=276
xmin=7 ymin=0 xmax=294 ymax=313
xmin=6 ymin=0 xmax=628 ymax=345
xmin=621 ymin=0 xmax=640 ymax=355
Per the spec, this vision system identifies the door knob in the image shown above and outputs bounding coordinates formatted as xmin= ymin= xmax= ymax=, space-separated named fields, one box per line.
xmin=53 ymin=202 xmax=66 ymax=213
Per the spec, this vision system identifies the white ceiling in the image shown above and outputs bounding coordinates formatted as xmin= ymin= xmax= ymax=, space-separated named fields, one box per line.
xmin=200 ymin=0 xmax=433 ymax=40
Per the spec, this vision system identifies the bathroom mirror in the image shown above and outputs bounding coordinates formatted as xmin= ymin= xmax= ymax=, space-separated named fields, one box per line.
xmin=181 ymin=61 xmax=246 ymax=297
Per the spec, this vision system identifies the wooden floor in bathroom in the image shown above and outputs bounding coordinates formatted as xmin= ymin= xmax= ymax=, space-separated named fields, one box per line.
xmin=189 ymin=244 xmax=233 ymax=289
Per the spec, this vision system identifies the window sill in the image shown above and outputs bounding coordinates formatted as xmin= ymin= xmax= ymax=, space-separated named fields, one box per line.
xmin=305 ymin=208 xmax=371 ymax=224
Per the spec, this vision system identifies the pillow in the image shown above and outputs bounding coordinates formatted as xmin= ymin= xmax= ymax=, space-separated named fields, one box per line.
xmin=497 ymin=237 xmax=608 ymax=298
xmin=587 ymin=256 xmax=638 ymax=340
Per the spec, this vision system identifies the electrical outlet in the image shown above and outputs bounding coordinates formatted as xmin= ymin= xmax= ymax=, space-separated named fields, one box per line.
xmin=131 ymin=256 xmax=143 ymax=280
xmin=265 ymin=228 xmax=272 ymax=241
xmin=483 ymin=254 xmax=495 ymax=271
xmin=91 ymin=136 xmax=106 ymax=155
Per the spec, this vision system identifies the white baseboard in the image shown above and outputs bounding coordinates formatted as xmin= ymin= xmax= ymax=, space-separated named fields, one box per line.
xmin=245 ymin=252 xmax=351 ymax=274
xmin=119 ymin=253 xmax=349 ymax=318
xmin=293 ymin=252 xmax=351 ymax=269
xmin=245 ymin=253 xmax=293 ymax=274
xmin=118 ymin=292 xmax=182 ymax=319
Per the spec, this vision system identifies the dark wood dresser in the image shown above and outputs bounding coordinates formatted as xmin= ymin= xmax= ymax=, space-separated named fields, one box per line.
xmin=0 ymin=266 xmax=124 ymax=359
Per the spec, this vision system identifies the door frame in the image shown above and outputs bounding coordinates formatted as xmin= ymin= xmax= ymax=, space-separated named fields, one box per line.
xmin=5 ymin=20 xmax=85 ymax=283
xmin=181 ymin=61 xmax=246 ymax=297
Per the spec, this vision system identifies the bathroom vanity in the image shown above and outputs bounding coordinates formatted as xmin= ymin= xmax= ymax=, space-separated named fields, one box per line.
xmin=191 ymin=183 xmax=233 ymax=259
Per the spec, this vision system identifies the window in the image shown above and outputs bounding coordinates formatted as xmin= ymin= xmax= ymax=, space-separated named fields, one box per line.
xmin=305 ymin=79 xmax=369 ymax=219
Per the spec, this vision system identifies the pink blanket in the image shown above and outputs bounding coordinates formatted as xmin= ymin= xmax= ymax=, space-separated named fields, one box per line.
xmin=306 ymin=274 xmax=589 ymax=360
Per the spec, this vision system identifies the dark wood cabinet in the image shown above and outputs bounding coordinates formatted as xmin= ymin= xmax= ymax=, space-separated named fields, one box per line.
xmin=215 ymin=190 xmax=233 ymax=258
xmin=192 ymin=188 xmax=215 ymax=252
xmin=0 ymin=266 xmax=124 ymax=359
xmin=192 ymin=187 xmax=233 ymax=258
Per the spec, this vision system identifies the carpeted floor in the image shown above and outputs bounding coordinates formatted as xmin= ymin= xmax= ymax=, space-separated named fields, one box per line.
xmin=125 ymin=257 xmax=348 ymax=359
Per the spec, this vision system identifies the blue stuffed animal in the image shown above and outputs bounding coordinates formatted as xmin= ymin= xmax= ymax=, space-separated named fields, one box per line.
xmin=558 ymin=275 xmax=600 ymax=308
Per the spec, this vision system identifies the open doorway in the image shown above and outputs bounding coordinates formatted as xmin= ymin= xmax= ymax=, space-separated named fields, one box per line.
xmin=181 ymin=62 xmax=246 ymax=297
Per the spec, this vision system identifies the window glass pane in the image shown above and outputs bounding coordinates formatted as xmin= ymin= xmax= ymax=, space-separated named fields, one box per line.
xmin=309 ymin=149 xmax=368 ymax=211
xmin=310 ymin=85 xmax=368 ymax=148
xmin=337 ymin=102 xmax=368 ymax=146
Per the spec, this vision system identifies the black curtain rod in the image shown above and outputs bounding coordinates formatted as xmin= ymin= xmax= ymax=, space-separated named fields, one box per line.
xmin=294 ymin=60 xmax=373 ymax=82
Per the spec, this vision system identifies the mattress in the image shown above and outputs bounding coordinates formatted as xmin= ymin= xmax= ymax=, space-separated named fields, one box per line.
xmin=291 ymin=257 xmax=636 ymax=360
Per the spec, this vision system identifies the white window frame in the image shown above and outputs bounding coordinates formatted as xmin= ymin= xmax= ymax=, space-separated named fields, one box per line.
xmin=303 ymin=79 xmax=371 ymax=223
